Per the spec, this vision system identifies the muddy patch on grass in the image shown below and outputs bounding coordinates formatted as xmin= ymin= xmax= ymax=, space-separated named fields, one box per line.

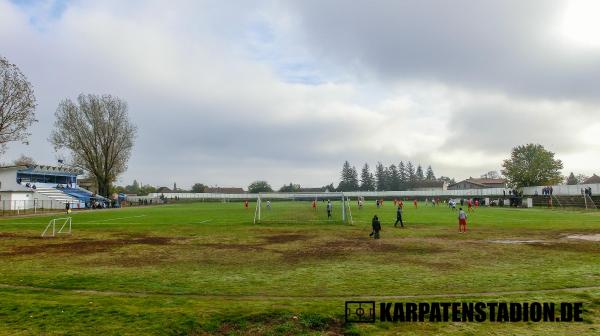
xmin=80 ymin=253 xmax=172 ymax=267
xmin=0 ymin=232 xmax=42 ymax=239
xmin=261 ymin=233 xmax=312 ymax=244
xmin=488 ymin=239 xmax=549 ymax=244
xmin=528 ymin=241 xmax=600 ymax=253
xmin=282 ymin=238 xmax=444 ymax=262
xmin=196 ymin=234 xmax=312 ymax=252
xmin=0 ymin=236 xmax=175 ymax=257
xmin=197 ymin=242 xmax=267 ymax=252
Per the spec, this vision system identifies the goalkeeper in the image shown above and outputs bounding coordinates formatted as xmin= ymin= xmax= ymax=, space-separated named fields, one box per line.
xmin=326 ymin=200 xmax=333 ymax=219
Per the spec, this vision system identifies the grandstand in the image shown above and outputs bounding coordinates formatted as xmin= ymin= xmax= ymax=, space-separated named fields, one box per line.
xmin=0 ymin=164 xmax=108 ymax=211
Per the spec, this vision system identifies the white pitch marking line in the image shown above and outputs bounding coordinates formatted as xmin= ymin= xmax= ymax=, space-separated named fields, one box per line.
xmin=193 ymin=220 xmax=212 ymax=224
xmin=92 ymin=215 xmax=147 ymax=222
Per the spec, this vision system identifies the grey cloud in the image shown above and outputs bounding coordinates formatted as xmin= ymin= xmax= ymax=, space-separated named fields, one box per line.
xmin=283 ymin=0 xmax=600 ymax=101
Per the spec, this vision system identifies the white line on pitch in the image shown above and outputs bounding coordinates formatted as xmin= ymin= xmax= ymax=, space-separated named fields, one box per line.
xmin=90 ymin=215 xmax=148 ymax=222
xmin=193 ymin=219 xmax=212 ymax=224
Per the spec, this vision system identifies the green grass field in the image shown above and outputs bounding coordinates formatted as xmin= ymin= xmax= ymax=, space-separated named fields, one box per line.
xmin=0 ymin=201 xmax=599 ymax=335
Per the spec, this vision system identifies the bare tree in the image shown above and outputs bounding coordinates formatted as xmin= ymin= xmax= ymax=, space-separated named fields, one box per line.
xmin=51 ymin=94 xmax=137 ymax=197
xmin=481 ymin=170 xmax=501 ymax=179
xmin=0 ymin=55 xmax=37 ymax=155
xmin=13 ymin=154 xmax=36 ymax=166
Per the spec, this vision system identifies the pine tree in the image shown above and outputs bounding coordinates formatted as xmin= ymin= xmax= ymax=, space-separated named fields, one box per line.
xmin=398 ymin=161 xmax=407 ymax=190
xmin=375 ymin=162 xmax=386 ymax=191
xmin=388 ymin=164 xmax=400 ymax=190
xmin=425 ymin=165 xmax=436 ymax=180
xmin=338 ymin=161 xmax=360 ymax=191
xmin=360 ymin=163 xmax=375 ymax=191
xmin=349 ymin=165 xmax=360 ymax=191
xmin=416 ymin=165 xmax=425 ymax=181
xmin=406 ymin=161 xmax=416 ymax=186
xmin=566 ymin=172 xmax=578 ymax=185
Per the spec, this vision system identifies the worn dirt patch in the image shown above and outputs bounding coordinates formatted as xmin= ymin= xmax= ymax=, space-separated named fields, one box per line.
xmin=0 ymin=232 xmax=42 ymax=239
xmin=528 ymin=241 xmax=600 ymax=253
xmin=489 ymin=239 xmax=549 ymax=244
xmin=567 ymin=234 xmax=600 ymax=242
xmin=0 ymin=236 xmax=175 ymax=257
xmin=282 ymin=238 xmax=444 ymax=262
xmin=261 ymin=233 xmax=311 ymax=244
xmin=197 ymin=242 xmax=267 ymax=252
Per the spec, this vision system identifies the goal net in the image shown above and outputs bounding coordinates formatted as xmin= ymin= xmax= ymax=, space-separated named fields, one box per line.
xmin=41 ymin=217 xmax=72 ymax=237
xmin=253 ymin=192 xmax=353 ymax=224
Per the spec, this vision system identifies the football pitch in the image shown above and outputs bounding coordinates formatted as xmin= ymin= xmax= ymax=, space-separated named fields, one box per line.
xmin=0 ymin=201 xmax=599 ymax=335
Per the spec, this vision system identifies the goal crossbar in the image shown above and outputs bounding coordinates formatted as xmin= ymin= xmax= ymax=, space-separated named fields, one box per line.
xmin=253 ymin=192 xmax=352 ymax=224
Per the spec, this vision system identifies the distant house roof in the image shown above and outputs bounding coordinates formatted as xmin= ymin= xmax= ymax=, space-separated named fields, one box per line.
xmin=205 ymin=187 xmax=245 ymax=194
xmin=156 ymin=187 xmax=172 ymax=193
xmin=584 ymin=174 xmax=600 ymax=184
xmin=448 ymin=178 xmax=507 ymax=189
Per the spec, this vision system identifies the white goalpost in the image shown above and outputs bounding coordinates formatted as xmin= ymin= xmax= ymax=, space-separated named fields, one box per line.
xmin=41 ymin=217 xmax=72 ymax=237
xmin=253 ymin=192 xmax=352 ymax=224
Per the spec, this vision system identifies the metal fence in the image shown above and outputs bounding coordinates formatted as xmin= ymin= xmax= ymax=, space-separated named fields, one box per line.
xmin=0 ymin=200 xmax=77 ymax=217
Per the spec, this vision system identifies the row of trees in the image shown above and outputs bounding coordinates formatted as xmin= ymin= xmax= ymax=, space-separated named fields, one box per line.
xmin=565 ymin=172 xmax=591 ymax=185
xmin=338 ymin=161 xmax=454 ymax=192
xmin=1 ymin=54 xmax=137 ymax=197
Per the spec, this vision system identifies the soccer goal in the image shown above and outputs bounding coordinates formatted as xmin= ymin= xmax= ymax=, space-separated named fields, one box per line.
xmin=41 ymin=217 xmax=72 ymax=237
xmin=253 ymin=192 xmax=353 ymax=224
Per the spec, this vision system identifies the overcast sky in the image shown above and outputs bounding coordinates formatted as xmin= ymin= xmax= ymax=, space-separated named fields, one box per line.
xmin=2 ymin=0 xmax=600 ymax=189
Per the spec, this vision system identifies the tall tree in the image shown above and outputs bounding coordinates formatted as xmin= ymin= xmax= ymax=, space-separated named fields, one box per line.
xmin=565 ymin=172 xmax=578 ymax=185
xmin=50 ymin=94 xmax=137 ymax=197
xmin=416 ymin=164 xmax=425 ymax=181
xmin=481 ymin=170 xmax=501 ymax=179
xmin=375 ymin=162 xmax=386 ymax=191
xmin=191 ymin=183 xmax=207 ymax=193
xmin=438 ymin=176 xmax=456 ymax=185
xmin=425 ymin=165 xmax=436 ymax=180
xmin=575 ymin=174 xmax=589 ymax=184
xmin=398 ymin=161 xmax=407 ymax=189
xmin=388 ymin=164 xmax=400 ymax=190
xmin=501 ymin=144 xmax=563 ymax=188
xmin=125 ymin=179 xmax=140 ymax=194
xmin=279 ymin=183 xmax=301 ymax=192
xmin=359 ymin=163 xmax=375 ymax=191
xmin=406 ymin=161 xmax=416 ymax=188
xmin=0 ymin=55 xmax=37 ymax=154
xmin=248 ymin=180 xmax=272 ymax=193
xmin=337 ymin=161 xmax=359 ymax=191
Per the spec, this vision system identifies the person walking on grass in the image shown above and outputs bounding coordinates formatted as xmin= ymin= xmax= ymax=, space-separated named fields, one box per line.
xmin=458 ymin=207 xmax=467 ymax=233
xmin=394 ymin=205 xmax=404 ymax=228
xmin=370 ymin=215 xmax=382 ymax=239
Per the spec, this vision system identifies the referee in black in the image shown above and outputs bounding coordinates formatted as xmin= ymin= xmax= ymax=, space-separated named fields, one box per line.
xmin=394 ymin=204 xmax=404 ymax=228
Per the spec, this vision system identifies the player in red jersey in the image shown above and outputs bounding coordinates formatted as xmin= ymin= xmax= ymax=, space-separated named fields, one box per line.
xmin=413 ymin=199 xmax=418 ymax=209
xmin=244 ymin=200 xmax=249 ymax=209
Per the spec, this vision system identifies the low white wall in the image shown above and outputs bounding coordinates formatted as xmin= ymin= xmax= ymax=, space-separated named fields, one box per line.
xmin=144 ymin=183 xmax=600 ymax=200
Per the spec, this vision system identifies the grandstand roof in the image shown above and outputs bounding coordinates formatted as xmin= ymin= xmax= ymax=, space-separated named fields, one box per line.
xmin=1 ymin=164 xmax=83 ymax=175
